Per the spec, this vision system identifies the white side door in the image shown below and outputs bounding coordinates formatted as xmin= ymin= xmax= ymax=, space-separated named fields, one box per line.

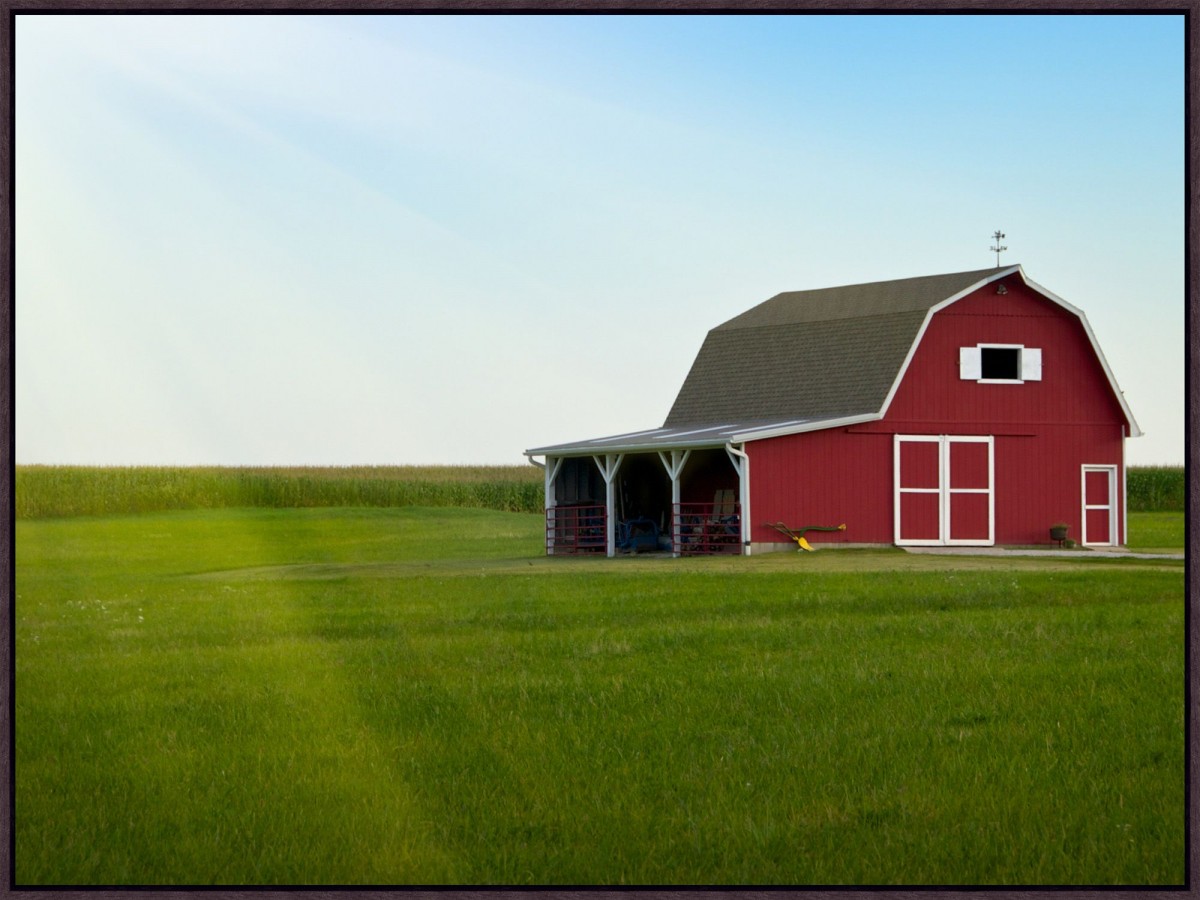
xmin=1081 ymin=465 xmax=1117 ymax=546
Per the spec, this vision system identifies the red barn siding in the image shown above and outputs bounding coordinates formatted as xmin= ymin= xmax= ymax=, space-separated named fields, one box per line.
xmin=749 ymin=423 xmax=1123 ymax=547
xmin=992 ymin=425 xmax=1123 ymax=545
xmin=749 ymin=428 xmax=892 ymax=544
xmin=748 ymin=277 xmax=1129 ymax=548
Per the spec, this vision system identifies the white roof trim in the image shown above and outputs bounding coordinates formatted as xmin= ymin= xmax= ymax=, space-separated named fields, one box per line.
xmin=877 ymin=264 xmax=1140 ymax=437
xmin=525 ymin=432 xmax=732 ymax=457
xmin=1020 ymin=274 xmax=1142 ymax=437
xmin=524 ymin=416 xmax=870 ymax=457
xmin=878 ymin=266 xmax=1021 ymax=419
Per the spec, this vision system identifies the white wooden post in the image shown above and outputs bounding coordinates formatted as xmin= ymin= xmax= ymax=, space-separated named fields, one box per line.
xmin=657 ymin=449 xmax=691 ymax=557
xmin=725 ymin=443 xmax=750 ymax=555
xmin=593 ymin=453 xmax=625 ymax=557
xmin=543 ymin=456 xmax=562 ymax=555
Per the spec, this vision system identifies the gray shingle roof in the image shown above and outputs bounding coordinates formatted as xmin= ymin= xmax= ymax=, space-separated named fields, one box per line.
xmin=664 ymin=267 xmax=1008 ymax=427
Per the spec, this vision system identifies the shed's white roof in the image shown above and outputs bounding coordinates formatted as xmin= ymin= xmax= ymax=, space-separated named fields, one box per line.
xmin=525 ymin=413 xmax=878 ymax=458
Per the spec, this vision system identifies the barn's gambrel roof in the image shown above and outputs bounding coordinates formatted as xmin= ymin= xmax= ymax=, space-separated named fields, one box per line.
xmin=666 ymin=267 xmax=1002 ymax=426
xmin=527 ymin=265 xmax=1140 ymax=458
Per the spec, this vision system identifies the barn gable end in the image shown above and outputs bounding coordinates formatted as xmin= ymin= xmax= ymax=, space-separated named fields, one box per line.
xmin=880 ymin=273 xmax=1133 ymax=431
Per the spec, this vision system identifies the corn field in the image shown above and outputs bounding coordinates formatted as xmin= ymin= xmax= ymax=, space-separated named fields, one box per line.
xmin=14 ymin=465 xmax=545 ymax=518
xmin=1125 ymin=466 xmax=1185 ymax=512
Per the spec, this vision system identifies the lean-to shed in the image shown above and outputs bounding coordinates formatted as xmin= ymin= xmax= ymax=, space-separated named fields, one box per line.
xmin=525 ymin=265 xmax=1140 ymax=556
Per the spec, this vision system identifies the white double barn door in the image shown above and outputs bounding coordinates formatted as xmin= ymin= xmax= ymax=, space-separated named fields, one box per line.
xmin=894 ymin=435 xmax=994 ymax=546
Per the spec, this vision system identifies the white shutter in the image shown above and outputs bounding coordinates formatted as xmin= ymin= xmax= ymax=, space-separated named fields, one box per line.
xmin=1021 ymin=347 xmax=1042 ymax=381
xmin=959 ymin=346 xmax=982 ymax=380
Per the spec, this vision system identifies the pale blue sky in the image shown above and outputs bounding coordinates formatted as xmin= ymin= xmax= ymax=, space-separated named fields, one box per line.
xmin=16 ymin=13 xmax=1184 ymax=465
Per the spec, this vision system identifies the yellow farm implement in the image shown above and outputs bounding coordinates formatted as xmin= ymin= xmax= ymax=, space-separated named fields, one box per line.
xmin=765 ymin=521 xmax=847 ymax=551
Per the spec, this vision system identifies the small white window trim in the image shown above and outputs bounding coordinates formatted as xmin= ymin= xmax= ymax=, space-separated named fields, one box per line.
xmin=959 ymin=343 xmax=1042 ymax=384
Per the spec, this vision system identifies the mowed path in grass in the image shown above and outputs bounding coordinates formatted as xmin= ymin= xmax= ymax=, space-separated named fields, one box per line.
xmin=15 ymin=507 xmax=1185 ymax=885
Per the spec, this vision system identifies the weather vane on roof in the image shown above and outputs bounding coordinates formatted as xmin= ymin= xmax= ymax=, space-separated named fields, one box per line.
xmin=990 ymin=230 xmax=1007 ymax=267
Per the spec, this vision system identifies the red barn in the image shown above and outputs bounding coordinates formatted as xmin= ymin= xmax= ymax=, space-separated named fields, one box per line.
xmin=526 ymin=265 xmax=1140 ymax=556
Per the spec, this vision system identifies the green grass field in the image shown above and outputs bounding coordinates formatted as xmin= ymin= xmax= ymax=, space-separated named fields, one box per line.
xmin=15 ymin=505 xmax=1185 ymax=886
xmin=1126 ymin=511 xmax=1186 ymax=553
